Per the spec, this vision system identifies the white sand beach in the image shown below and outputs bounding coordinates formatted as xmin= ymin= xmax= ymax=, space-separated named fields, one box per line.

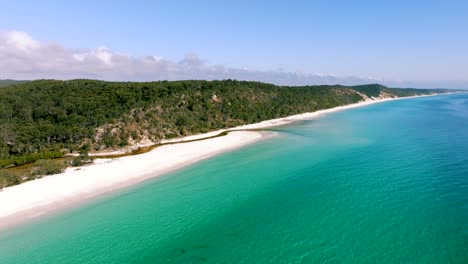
xmin=0 ymin=94 xmax=443 ymax=227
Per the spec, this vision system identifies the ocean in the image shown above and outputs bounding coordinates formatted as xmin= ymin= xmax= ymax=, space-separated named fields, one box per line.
xmin=1 ymin=93 xmax=467 ymax=263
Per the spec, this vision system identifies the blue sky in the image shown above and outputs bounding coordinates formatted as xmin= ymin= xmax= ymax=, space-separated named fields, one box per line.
xmin=1 ymin=0 xmax=467 ymax=88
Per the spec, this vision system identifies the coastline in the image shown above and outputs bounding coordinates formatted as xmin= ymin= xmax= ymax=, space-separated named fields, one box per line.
xmin=0 ymin=93 xmax=451 ymax=229
xmin=232 ymin=93 xmax=446 ymax=130
xmin=0 ymin=131 xmax=266 ymax=229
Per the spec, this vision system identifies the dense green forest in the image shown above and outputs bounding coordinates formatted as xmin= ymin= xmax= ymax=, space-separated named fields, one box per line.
xmin=0 ymin=79 xmax=451 ymax=187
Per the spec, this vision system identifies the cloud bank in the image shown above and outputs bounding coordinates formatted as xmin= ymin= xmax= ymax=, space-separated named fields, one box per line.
xmin=4 ymin=30 xmax=465 ymax=89
xmin=0 ymin=30 xmax=385 ymax=86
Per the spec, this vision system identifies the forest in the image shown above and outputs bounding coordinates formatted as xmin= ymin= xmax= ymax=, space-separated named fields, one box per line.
xmin=0 ymin=79 xmax=450 ymax=187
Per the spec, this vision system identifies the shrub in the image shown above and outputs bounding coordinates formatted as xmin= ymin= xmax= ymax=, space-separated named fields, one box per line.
xmin=0 ymin=170 xmax=22 ymax=189
xmin=71 ymin=155 xmax=94 ymax=167
xmin=33 ymin=160 xmax=67 ymax=176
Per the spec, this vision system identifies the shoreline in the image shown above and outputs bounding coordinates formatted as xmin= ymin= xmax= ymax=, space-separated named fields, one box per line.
xmin=0 ymin=131 xmax=268 ymax=229
xmin=231 ymin=93 xmax=449 ymax=130
xmin=0 ymin=93 xmax=453 ymax=229
xmin=87 ymin=92 xmax=452 ymax=157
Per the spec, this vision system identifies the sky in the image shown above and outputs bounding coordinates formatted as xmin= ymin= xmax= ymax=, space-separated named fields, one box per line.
xmin=0 ymin=0 xmax=467 ymax=88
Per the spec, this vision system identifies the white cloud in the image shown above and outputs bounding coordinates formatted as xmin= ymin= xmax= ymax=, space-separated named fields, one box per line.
xmin=0 ymin=30 xmax=381 ymax=85
xmin=2 ymin=31 xmax=40 ymax=50
xmin=93 ymin=46 xmax=113 ymax=65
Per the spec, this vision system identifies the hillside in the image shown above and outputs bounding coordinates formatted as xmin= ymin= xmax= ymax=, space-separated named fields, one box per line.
xmin=0 ymin=80 xmax=28 ymax=88
xmin=0 ymin=79 xmax=450 ymax=187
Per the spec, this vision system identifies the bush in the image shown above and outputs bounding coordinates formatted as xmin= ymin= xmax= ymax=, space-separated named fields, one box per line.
xmin=71 ymin=155 xmax=94 ymax=167
xmin=0 ymin=170 xmax=22 ymax=189
xmin=33 ymin=160 xmax=67 ymax=176
xmin=0 ymin=151 xmax=64 ymax=169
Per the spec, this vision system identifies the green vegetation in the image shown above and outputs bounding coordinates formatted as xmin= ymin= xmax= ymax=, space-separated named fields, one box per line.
xmin=0 ymin=170 xmax=22 ymax=190
xmin=0 ymin=151 xmax=64 ymax=169
xmin=32 ymin=159 xmax=67 ymax=176
xmin=0 ymin=79 xmax=451 ymax=187
xmin=350 ymin=84 xmax=450 ymax=98
xmin=0 ymin=159 xmax=67 ymax=188
xmin=71 ymin=146 xmax=94 ymax=167
xmin=351 ymin=84 xmax=388 ymax=97
xmin=0 ymin=79 xmax=28 ymax=88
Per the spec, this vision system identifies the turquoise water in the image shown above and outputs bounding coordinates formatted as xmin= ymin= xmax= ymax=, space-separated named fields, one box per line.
xmin=1 ymin=94 xmax=468 ymax=263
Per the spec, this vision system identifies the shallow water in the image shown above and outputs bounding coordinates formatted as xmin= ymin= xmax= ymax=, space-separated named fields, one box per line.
xmin=1 ymin=94 xmax=467 ymax=263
